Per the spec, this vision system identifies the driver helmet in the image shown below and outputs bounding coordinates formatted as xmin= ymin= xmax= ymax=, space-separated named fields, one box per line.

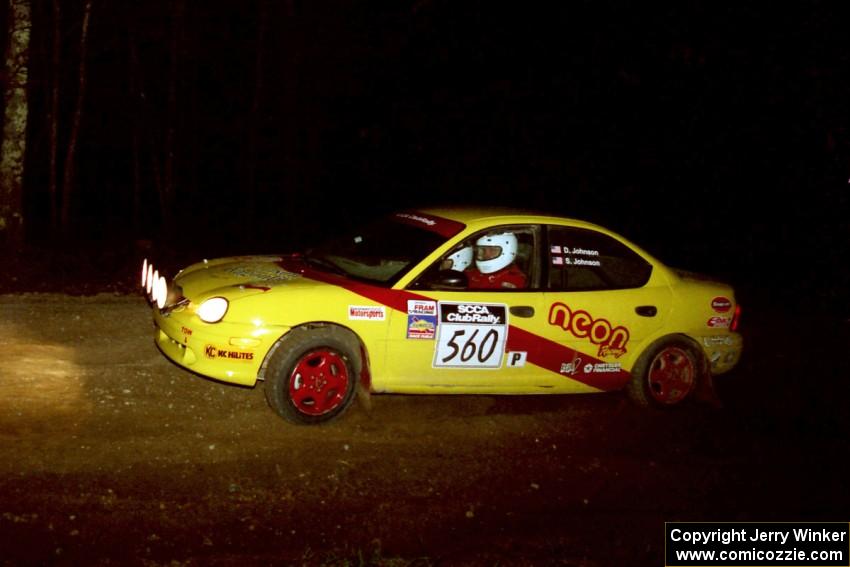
xmin=475 ymin=231 xmax=518 ymax=274
xmin=441 ymin=245 xmax=473 ymax=271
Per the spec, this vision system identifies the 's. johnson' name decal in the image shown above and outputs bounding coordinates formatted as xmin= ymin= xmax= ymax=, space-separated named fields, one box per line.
xmin=548 ymin=302 xmax=630 ymax=358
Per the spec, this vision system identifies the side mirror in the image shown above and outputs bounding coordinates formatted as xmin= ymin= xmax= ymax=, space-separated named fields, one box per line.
xmin=416 ymin=269 xmax=468 ymax=291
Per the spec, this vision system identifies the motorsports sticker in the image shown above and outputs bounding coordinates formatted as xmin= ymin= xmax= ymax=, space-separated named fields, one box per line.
xmin=434 ymin=302 xmax=508 ymax=369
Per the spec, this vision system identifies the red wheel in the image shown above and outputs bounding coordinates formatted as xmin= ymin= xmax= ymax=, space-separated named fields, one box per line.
xmin=646 ymin=346 xmax=696 ymax=405
xmin=627 ymin=337 xmax=701 ymax=408
xmin=264 ymin=326 xmax=360 ymax=424
xmin=288 ymin=349 xmax=350 ymax=416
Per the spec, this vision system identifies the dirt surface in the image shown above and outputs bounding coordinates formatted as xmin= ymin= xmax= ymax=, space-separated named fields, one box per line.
xmin=1 ymin=292 xmax=848 ymax=566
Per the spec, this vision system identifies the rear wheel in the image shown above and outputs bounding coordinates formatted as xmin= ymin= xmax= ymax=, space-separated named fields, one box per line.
xmin=627 ymin=337 xmax=700 ymax=407
xmin=264 ymin=326 xmax=360 ymax=424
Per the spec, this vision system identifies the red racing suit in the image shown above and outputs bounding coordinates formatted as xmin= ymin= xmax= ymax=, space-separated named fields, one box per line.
xmin=467 ymin=264 xmax=527 ymax=290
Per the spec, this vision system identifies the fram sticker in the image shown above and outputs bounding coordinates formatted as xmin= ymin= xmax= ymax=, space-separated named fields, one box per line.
xmin=349 ymin=306 xmax=386 ymax=321
xmin=711 ymin=296 xmax=732 ymax=313
xmin=408 ymin=300 xmax=437 ymax=316
xmin=548 ymin=302 xmax=630 ymax=358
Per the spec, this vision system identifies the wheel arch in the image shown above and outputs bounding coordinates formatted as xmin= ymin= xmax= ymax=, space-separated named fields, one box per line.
xmin=257 ymin=322 xmax=371 ymax=391
xmin=626 ymin=331 xmax=712 ymax=407
xmin=629 ymin=331 xmax=708 ymax=377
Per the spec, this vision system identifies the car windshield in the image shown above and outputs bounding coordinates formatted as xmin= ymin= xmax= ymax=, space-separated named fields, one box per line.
xmin=304 ymin=215 xmax=455 ymax=285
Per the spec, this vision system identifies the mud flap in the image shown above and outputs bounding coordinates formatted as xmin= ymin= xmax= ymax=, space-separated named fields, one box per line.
xmin=694 ymin=359 xmax=723 ymax=408
xmin=356 ymin=382 xmax=372 ymax=413
xmin=356 ymin=346 xmax=373 ymax=414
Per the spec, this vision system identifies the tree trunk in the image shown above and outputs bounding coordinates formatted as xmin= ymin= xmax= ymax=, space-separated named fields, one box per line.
xmin=47 ymin=0 xmax=60 ymax=229
xmin=244 ymin=0 xmax=268 ymax=223
xmin=161 ymin=0 xmax=184 ymax=234
xmin=60 ymin=0 xmax=92 ymax=232
xmin=0 ymin=0 xmax=31 ymax=251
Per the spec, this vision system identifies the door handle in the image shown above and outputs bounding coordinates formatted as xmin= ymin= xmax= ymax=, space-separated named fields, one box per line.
xmin=510 ymin=306 xmax=535 ymax=318
xmin=635 ymin=305 xmax=657 ymax=317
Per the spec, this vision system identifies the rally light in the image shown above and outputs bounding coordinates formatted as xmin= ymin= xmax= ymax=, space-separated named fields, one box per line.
xmin=141 ymin=259 xmax=148 ymax=288
xmin=147 ymin=265 xmax=154 ymax=294
xmin=155 ymin=276 xmax=168 ymax=309
xmin=197 ymin=297 xmax=229 ymax=323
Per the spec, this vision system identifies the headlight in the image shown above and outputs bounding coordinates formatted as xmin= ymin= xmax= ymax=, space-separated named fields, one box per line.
xmin=197 ymin=297 xmax=229 ymax=323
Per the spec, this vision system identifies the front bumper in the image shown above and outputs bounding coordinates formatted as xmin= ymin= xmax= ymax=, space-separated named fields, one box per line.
xmin=153 ymin=307 xmax=288 ymax=386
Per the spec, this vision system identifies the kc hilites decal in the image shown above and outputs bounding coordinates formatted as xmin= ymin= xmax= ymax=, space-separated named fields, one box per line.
xmin=204 ymin=344 xmax=254 ymax=362
xmin=434 ymin=302 xmax=508 ymax=369
xmin=548 ymin=302 xmax=630 ymax=358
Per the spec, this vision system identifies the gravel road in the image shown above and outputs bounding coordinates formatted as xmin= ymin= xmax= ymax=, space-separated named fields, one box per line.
xmin=1 ymin=294 xmax=847 ymax=565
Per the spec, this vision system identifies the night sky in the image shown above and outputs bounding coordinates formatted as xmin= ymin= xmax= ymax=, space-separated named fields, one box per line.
xmin=11 ymin=1 xmax=850 ymax=310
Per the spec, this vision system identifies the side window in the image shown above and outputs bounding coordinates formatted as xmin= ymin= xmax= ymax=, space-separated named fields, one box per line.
xmin=547 ymin=226 xmax=652 ymax=291
xmin=414 ymin=225 xmax=539 ymax=291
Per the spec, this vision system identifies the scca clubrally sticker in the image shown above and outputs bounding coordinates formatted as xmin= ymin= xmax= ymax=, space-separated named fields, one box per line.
xmin=433 ymin=302 xmax=508 ymax=369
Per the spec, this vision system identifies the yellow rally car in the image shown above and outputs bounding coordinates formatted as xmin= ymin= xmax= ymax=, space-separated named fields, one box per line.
xmin=142 ymin=207 xmax=742 ymax=424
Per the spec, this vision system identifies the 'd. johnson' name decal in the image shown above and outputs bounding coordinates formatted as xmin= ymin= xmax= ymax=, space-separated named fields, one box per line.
xmin=548 ymin=302 xmax=630 ymax=358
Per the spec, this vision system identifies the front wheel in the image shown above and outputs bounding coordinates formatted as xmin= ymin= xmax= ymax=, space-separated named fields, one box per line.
xmin=626 ymin=337 xmax=701 ymax=407
xmin=264 ymin=326 xmax=360 ymax=424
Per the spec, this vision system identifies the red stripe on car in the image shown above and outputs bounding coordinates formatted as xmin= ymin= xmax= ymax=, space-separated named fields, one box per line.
xmin=279 ymin=258 xmax=629 ymax=391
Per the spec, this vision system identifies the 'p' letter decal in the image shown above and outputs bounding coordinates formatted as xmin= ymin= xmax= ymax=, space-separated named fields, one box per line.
xmin=506 ymin=351 xmax=527 ymax=367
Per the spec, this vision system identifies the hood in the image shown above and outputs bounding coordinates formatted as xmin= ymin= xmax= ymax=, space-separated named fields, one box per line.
xmin=174 ymin=255 xmax=321 ymax=299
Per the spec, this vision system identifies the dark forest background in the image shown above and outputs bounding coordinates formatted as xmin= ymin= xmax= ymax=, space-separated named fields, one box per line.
xmin=2 ymin=1 xmax=848 ymax=312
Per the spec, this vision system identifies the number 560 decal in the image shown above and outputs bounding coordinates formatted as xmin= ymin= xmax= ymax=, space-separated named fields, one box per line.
xmin=434 ymin=302 xmax=508 ymax=369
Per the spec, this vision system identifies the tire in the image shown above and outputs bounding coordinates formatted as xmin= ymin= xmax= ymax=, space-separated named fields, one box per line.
xmin=264 ymin=326 xmax=361 ymax=425
xmin=626 ymin=336 xmax=701 ymax=408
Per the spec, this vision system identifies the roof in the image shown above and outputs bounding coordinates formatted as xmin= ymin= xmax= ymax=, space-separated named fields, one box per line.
xmin=416 ymin=206 xmax=570 ymax=225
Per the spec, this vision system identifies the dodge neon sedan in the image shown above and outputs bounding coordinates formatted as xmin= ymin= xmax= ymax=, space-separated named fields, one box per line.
xmin=143 ymin=208 xmax=742 ymax=424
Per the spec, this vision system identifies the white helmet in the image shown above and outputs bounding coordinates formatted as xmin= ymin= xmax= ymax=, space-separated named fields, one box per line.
xmin=475 ymin=232 xmax=518 ymax=274
xmin=443 ymin=246 xmax=473 ymax=271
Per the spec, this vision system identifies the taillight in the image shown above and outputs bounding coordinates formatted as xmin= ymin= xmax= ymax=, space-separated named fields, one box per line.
xmin=730 ymin=303 xmax=742 ymax=332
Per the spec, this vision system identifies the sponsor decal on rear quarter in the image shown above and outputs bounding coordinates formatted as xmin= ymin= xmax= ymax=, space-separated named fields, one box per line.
xmin=707 ymin=316 xmax=731 ymax=328
xmin=711 ymin=296 xmax=732 ymax=313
